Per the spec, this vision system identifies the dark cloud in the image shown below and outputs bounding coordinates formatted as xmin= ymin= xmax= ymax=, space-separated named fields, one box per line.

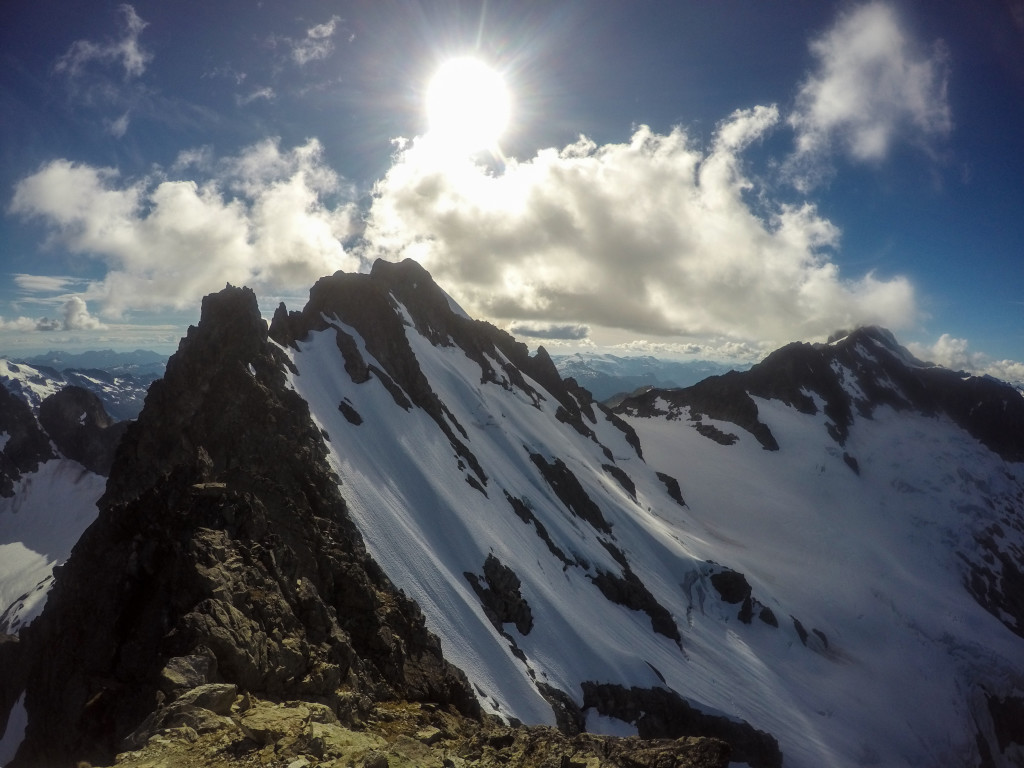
xmin=508 ymin=322 xmax=589 ymax=340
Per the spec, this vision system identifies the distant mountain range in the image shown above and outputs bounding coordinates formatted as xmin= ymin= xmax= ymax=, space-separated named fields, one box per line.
xmin=18 ymin=349 xmax=167 ymax=376
xmin=0 ymin=353 xmax=165 ymax=422
xmin=551 ymin=353 xmax=746 ymax=402
xmin=1 ymin=261 xmax=1022 ymax=767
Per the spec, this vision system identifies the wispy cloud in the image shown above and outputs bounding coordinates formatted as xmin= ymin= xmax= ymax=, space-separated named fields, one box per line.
xmin=237 ymin=87 xmax=276 ymax=107
xmin=13 ymin=274 xmax=79 ymax=294
xmin=106 ymin=111 xmax=131 ymax=138
xmin=290 ymin=15 xmax=343 ymax=66
xmin=55 ymin=4 xmax=152 ymax=80
xmin=786 ymin=2 xmax=951 ymax=188
xmin=508 ymin=322 xmax=590 ymax=340
xmin=10 ymin=140 xmax=359 ymax=317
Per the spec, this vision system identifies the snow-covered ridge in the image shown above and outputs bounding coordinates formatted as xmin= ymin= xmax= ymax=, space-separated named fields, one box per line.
xmin=0 ymin=356 xmax=158 ymax=421
xmin=270 ymin=265 xmax=1024 ymax=766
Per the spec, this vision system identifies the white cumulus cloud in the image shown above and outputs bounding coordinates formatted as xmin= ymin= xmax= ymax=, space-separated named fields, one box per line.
xmin=0 ymin=297 xmax=105 ymax=333
xmin=9 ymin=139 xmax=360 ymax=317
xmin=360 ymin=114 xmax=917 ymax=348
xmin=909 ymin=335 xmax=1024 ymax=387
xmin=787 ymin=2 xmax=951 ymax=187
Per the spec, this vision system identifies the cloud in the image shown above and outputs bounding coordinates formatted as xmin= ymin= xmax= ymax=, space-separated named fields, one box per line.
xmin=12 ymin=274 xmax=79 ymax=294
xmin=908 ymin=335 xmax=1024 ymax=387
xmin=61 ymin=296 xmax=106 ymax=330
xmin=508 ymin=322 xmax=589 ymax=340
xmin=237 ymin=87 xmax=276 ymax=106
xmin=787 ymin=2 xmax=951 ymax=187
xmin=0 ymin=297 xmax=105 ymax=332
xmin=107 ymin=111 xmax=131 ymax=138
xmin=613 ymin=338 xmax=772 ymax=362
xmin=360 ymin=115 xmax=917 ymax=348
xmin=55 ymin=4 xmax=152 ymax=79
xmin=9 ymin=139 xmax=360 ymax=317
xmin=291 ymin=16 xmax=343 ymax=66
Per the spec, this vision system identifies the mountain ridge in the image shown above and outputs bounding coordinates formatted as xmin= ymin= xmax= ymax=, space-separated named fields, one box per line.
xmin=1 ymin=260 xmax=1022 ymax=767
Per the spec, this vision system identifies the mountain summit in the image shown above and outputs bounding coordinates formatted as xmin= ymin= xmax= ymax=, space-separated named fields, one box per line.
xmin=2 ymin=260 xmax=1023 ymax=767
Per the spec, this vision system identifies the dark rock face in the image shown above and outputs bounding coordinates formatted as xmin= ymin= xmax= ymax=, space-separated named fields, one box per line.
xmin=38 ymin=385 xmax=129 ymax=475
xmin=504 ymin=492 xmax=572 ymax=566
xmin=465 ymin=554 xmax=534 ymax=636
xmin=0 ymin=387 xmax=53 ymax=497
xmin=590 ymin=566 xmax=680 ymax=643
xmin=656 ymin=471 xmax=686 ymax=506
xmin=967 ymin=517 xmax=1024 ymax=641
xmin=9 ymin=285 xmax=477 ymax=768
xmin=529 ymin=453 xmax=612 ymax=534
xmin=709 ymin=569 xmax=751 ymax=605
xmin=707 ymin=567 xmax=777 ymax=628
xmin=581 ymin=683 xmax=782 ymax=768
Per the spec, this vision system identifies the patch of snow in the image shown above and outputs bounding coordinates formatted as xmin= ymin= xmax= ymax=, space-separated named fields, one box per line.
xmin=0 ymin=433 xmax=8 ymax=452
xmin=584 ymin=709 xmax=638 ymax=737
xmin=0 ymin=460 xmax=105 ymax=633
xmin=0 ymin=691 xmax=26 ymax=766
xmin=443 ymin=289 xmax=473 ymax=320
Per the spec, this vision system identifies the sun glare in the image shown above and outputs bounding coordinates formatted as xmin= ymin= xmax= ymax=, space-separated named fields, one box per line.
xmin=425 ymin=57 xmax=510 ymax=155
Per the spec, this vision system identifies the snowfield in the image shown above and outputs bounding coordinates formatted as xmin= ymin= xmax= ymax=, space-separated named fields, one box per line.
xmin=279 ymin=298 xmax=1024 ymax=767
xmin=0 ymin=460 xmax=105 ymax=633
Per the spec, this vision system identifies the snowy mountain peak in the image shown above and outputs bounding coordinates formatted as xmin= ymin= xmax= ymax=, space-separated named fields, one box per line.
xmin=619 ymin=325 xmax=1024 ymax=462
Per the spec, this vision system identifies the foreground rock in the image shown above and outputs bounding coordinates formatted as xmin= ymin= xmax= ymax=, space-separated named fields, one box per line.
xmin=114 ymin=692 xmax=730 ymax=768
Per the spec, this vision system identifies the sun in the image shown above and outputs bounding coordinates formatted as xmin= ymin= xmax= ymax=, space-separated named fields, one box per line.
xmin=425 ymin=57 xmax=510 ymax=155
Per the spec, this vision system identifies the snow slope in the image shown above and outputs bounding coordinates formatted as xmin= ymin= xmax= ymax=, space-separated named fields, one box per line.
xmin=0 ymin=460 xmax=105 ymax=633
xmin=277 ymin=279 xmax=1024 ymax=767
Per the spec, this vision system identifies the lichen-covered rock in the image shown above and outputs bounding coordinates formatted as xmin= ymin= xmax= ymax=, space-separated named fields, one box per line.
xmin=112 ymin=696 xmax=731 ymax=768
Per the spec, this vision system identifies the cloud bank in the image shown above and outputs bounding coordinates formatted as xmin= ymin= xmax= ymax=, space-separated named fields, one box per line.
xmin=10 ymin=139 xmax=359 ymax=317
xmin=7 ymin=1 xmax=964 ymax=357
xmin=909 ymin=335 xmax=1024 ymax=388
xmin=360 ymin=114 xmax=917 ymax=346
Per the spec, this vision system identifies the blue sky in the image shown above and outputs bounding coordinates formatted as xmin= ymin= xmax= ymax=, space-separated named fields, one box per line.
xmin=1 ymin=1 xmax=1022 ymax=381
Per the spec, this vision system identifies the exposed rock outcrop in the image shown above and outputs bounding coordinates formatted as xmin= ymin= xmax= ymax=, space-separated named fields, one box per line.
xmin=581 ymin=683 xmax=781 ymax=768
xmin=0 ymin=387 xmax=53 ymax=497
xmin=38 ymin=385 xmax=129 ymax=475
xmin=465 ymin=554 xmax=534 ymax=636
xmin=112 ymin=693 xmax=731 ymax=768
